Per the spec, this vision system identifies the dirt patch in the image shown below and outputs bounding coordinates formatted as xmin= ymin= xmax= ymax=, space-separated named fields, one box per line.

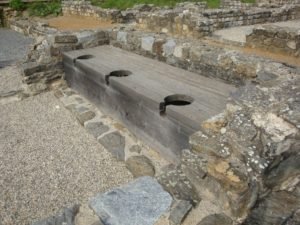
xmin=47 ymin=15 xmax=117 ymax=31
xmin=204 ymin=39 xmax=300 ymax=67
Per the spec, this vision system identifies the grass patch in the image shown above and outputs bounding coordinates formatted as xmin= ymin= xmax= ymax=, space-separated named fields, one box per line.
xmin=91 ymin=0 xmax=220 ymax=10
xmin=9 ymin=0 xmax=26 ymax=11
xmin=28 ymin=0 xmax=61 ymax=17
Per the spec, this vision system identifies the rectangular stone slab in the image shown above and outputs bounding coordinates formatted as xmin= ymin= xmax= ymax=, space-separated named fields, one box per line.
xmin=63 ymin=45 xmax=236 ymax=162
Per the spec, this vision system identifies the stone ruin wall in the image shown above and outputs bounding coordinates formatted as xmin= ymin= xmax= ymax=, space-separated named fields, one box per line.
xmin=246 ymin=24 xmax=300 ymax=57
xmin=62 ymin=0 xmax=122 ymax=22
xmin=257 ymin=0 xmax=300 ymax=6
xmin=138 ymin=6 xmax=300 ymax=38
xmin=5 ymin=4 xmax=300 ymax=223
xmin=0 ymin=7 xmax=14 ymax=27
xmin=9 ymin=18 xmax=289 ymax=88
xmin=62 ymin=0 xmax=300 ymax=39
xmin=8 ymin=19 xmax=110 ymax=94
xmin=220 ymin=0 xmax=255 ymax=9
xmin=221 ymin=0 xmax=300 ymax=8
xmin=109 ymin=25 xmax=300 ymax=224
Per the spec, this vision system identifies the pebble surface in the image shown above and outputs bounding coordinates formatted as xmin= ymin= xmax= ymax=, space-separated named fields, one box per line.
xmin=0 ymin=66 xmax=23 ymax=95
xmin=0 ymin=92 xmax=133 ymax=225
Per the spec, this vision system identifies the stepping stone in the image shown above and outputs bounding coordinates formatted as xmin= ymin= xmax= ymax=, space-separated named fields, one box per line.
xmin=98 ymin=131 xmax=125 ymax=160
xmin=169 ymin=200 xmax=192 ymax=225
xmin=129 ymin=144 xmax=142 ymax=153
xmin=85 ymin=121 xmax=109 ymax=138
xmin=77 ymin=110 xmax=96 ymax=125
xmin=197 ymin=213 xmax=233 ymax=225
xmin=89 ymin=176 xmax=173 ymax=225
xmin=126 ymin=155 xmax=155 ymax=177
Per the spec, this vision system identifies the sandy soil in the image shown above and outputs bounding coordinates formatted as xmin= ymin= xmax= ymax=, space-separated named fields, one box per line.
xmin=205 ymin=39 xmax=300 ymax=67
xmin=47 ymin=15 xmax=117 ymax=31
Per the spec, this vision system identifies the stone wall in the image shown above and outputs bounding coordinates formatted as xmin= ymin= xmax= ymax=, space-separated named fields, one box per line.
xmin=137 ymin=5 xmax=300 ymax=38
xmin=62 ymin=0 xmax=207 ymax=24
xmin=61 ymin=0 xmax=300 ymax=38
xmin=0 ymin=7 xmax=15 ymax=27
xmin=110 ymin=27 xmax=298 ymax=85
xmin=62 ymin=0 xmax=122 ymax=22
xmin=220 ymin=0 xmax=255 ymax=9
xmin=158 ymin=64 xmax=300 ymax=224
xmin=8 ymin=19 xmax=109 ymax=94
xmin=257 ymin=0 xmax=300 ymax=6
xmin=246 ymin=24 xmax=300 ymax=57
xmin=221 ymin=0 xmax=300 ymax=8
xmin=8 ymin=16 xmax=299 ymax=89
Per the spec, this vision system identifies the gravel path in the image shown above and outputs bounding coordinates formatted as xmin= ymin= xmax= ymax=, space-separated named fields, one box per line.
xmin=0 ymin=28 xmax=33 ymax=67
xmin=0 ymin=66 xmax=23 ymax=95
xmin=0 ymin=92 xmax=133 ymax=225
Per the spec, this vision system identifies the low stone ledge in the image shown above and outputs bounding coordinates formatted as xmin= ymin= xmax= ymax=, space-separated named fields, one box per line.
xmin=110 ymin=27 xmax=297 ymax=85
xmin=8 ymin=19 xmax=110 ymax=95
xmin=246 ymin=24 xmax=300 ymax=57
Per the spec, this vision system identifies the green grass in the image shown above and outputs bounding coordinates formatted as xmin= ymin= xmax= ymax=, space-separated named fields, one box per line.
xmin=9 ymin=0 xmax=26 ymax=11
xmin=91 ymin=0 xmax=221 ymax=10
xmin=28 ymin=0 xmax=61 ymax=17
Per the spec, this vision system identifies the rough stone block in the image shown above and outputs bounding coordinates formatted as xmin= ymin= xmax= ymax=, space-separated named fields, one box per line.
xmin=126 ymin=155 xmax=155 ymax=177
xmin=117 ymin=31 xmax=127 ymax=43
xmin=163 ymin=39 xmax=176 ymax=57
xmin=197 ymin=213 xmax=233 ymax=225
xmin=23 ymin=62 xmax=46 ymax=76
xmin=55 ymin=34 xmax=78 ymax=44
xmin=169 ymin=200 xmax=192 ymax=225
xmin=141 ymin=36 xmax=155 ymax=51
xmin=77 ymin=110 xmax=96 ymax=125
xmin=157 ymin=166 xmax=201 ymax=204
xmin=85 ymin=121 xmax=109 ymax=138
xmin=89 ymin=177 xmax=172 ymax=225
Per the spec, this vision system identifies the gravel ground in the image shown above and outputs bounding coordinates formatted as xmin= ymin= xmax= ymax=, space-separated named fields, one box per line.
xmin=0 ymin=92 xmax=133 ymax=225
xmin=0 ymin=28 xmax=33 ymax=67
xmin=0 ymin=66 xmax=23 ymax=95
